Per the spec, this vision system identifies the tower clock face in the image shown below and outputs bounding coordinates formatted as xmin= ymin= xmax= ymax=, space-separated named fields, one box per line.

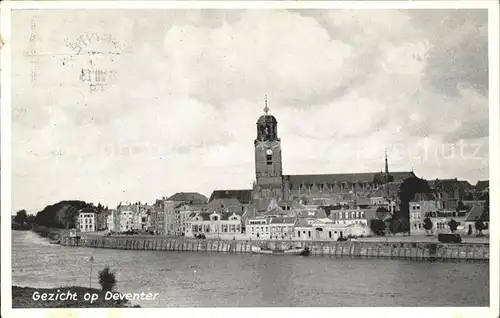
xmin=266 ymin=149 xmax=272 ymax=155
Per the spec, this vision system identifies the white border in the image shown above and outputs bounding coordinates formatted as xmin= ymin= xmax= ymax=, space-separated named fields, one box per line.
xmin=1 ymin=0 xmax=13 ymax=314
xmin=1 ymin=1 xmax=499 ymax=318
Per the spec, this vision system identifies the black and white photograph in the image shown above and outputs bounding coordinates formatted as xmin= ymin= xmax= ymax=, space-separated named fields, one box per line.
xmin=1 ymin=1 xmax=499 ymax=316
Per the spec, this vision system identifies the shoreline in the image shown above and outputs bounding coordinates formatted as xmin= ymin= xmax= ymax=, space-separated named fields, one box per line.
xmin=12 ymin=286 xmax=141 ymax=308
xmin=59 ymin=232 xmax=490 ymax=262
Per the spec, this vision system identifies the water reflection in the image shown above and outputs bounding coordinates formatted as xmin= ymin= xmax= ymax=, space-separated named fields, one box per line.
xmin=12 ymin=230 xmax=489 ymax=307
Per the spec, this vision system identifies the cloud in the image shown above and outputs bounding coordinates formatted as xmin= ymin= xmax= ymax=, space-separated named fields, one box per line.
xmin=11 ymin=9 xmax=489 ymax=212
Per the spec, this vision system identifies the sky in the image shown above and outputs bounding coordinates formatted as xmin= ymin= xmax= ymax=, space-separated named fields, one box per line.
xmin=11 ymin=9 xmax=489 ymax=213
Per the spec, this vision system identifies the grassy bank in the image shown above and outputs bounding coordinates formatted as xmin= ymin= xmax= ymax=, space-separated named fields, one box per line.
xmin=12 ymin=286 xmax=141 ymax=308
xmin=31 ymin=225 xmax=62 ymax=241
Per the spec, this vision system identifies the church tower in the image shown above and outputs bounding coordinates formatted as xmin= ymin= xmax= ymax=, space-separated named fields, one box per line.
xmin=254 ymin=96 xmax=283 ymax=201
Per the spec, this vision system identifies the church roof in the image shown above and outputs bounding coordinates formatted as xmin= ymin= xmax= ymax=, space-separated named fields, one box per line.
xmin=257 ymin=114 xmax=277 ymax=124
xmin=286 ymin=171 xmax=414 ymax=184
xmin=209 ymin=189 xmax=253 ymax=204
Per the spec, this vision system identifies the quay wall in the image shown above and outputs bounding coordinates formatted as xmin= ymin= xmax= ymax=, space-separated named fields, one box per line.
xmin=60 ymin=234 xmax=489 ymax=262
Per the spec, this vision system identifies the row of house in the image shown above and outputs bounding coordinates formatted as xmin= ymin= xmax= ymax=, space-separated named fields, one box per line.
xmin=74 ymin=177 xmax=489 ymax=239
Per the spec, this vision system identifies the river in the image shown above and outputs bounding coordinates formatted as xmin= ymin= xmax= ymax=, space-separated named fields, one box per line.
xmin=12 ymin=230 xmax=489 ymax=307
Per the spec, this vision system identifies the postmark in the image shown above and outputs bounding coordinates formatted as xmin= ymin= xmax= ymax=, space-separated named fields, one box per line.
xmin=27 ymin=16 xmax=38 ymax=84
xmin=66 ymin=32 xmax=124 ymax=93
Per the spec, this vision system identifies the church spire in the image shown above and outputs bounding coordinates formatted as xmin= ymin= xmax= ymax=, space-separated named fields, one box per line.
xmin=384 ymin=149 xmax=389 ymax=174
xmin=264 ymin=95 xmax=269 ymax=114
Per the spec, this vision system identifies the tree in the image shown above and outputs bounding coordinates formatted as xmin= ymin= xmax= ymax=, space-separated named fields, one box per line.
xmin=456 ymin=200 xmax=467 ymax=212
xmin=369 ymin=219 xmax=386 ymax=236
xmin=475 ymin=219 xmax=485 ymax=235
xmin=14 ymin=210 xmax=28 ymax=225
xmin=397 ymin=176 xmax=432 ymax=234
xmin=448 ymin=219 xmax=459 ymax=233
xmin=423 ymin=217 xmax=433 ymax=236
xmin=98 ymin=265 xmax=117 ymax=292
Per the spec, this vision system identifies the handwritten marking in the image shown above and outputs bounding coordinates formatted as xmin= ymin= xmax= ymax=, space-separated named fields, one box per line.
xmin=80 ymin=68 xmax=117 ymax=83
xmin=66 ymin=32 xmax=122 ymax=55
xmin=28 ymin=16 xmax=38 ymax=83
xmin=67 ymin=32 xmax=122 ymax=93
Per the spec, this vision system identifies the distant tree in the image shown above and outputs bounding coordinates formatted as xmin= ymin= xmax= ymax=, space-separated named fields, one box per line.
xmin=397 ymin=176 xmax=432 ymax=234
xmin=14 ymin=210 xmax=28 ymax=225
xmin=481 ymin=193 xmax=490 ymax=222
xmin=423 ymin=217 xmax=433 ymax=236
xmin=384 ymin=217 xmax=393 ymax=234
xmin=26 ymin=214 xmax=36 ymax=224
xmin=369 ymin=219 xmax=386 ymax=236
xmin=399 ymin=217 xmax=410 ymax=235
xmin=475 ymin=219 xmax=485 ymax=235
xmin=376 ymin=206 xmax=389 ymax=213
xmin=456 ymin=200 xmax=467 ymax=212
xmin=448 ymin=219 xmax=459 ymax=233
xmin=98 ymin=265 xmax=117 ymax=292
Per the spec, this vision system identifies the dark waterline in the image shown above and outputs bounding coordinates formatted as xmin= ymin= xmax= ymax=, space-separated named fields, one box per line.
xmin=12 ymin=230 xmax=489 ymax=307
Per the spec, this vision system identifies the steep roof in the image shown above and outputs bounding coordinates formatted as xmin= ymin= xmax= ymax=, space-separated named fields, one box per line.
xmin=270 ymin=217 xmax=296 ymax=224
xmin=309 ymin=198 xmax=338 ymax=206
xmin=370 ymin=181 xmax=402 ymax=198
xmin=261 ymin=206 xmax=286 ymax=217
xmin=295 ymin=218 xmax=312 ymax=227
xmin=294 ymin=207 xmax=327 ymax=219
xmin=207 ymin=201 xmax=246 ymax=215
xmin=355 ymin=198 xmax=371 ymax=206
xmin=286 ymin=171 xmax=414 ymax=184
xmin=465 ymin=206 xmax=484 ymax=222
xmin=475 ymin=180 xmax=489 ymax=191
xmin=209 ymin=189 xmax=252 ymax=204
xmin=78 ymin=207 xmax=97 ymax=213
xmin=457 ymin=180 xmax=474 ymax=191
xmin=253 ymin=198 xmax=275 ymax=212
xmin=208 ymin=198 xmax=243 ymax=209
xmin=168 ymin=192 xmax=208 ymax=204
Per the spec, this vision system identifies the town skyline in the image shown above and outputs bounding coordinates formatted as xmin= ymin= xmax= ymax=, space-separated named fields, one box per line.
xmin=12 ymin=9 xmax=488 ymax=213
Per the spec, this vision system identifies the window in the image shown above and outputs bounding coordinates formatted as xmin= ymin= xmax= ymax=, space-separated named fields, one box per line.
xmin=329 ymin=231 xmax=332 ymax=238
xmin=308 ymin=231 xmax=311 ymax=238
xmin=298 ymin=231 xmax=301 ymax=237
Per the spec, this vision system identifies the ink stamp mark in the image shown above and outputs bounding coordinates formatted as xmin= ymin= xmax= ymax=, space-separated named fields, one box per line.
xmin=27 ymin=16 xmax=38 ymax=84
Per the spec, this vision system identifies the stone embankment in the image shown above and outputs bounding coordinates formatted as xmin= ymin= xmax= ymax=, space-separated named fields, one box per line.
xmin=60 ymin=232 xmax=489 ymax=262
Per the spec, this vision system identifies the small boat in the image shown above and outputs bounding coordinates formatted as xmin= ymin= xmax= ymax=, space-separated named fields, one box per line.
xmin=252 ymin=246 xmax=310 ymax=256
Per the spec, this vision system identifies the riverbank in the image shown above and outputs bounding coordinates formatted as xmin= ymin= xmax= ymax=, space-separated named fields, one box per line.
xmin=60 ymin=233 xmax=489 ymax=262
xmin=31 ymin=226 xmax=62 ymax=241
xmin=12 ymin=286 xmax=141 ymax=308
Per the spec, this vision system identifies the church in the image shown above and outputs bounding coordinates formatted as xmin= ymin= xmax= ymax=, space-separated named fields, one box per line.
xmin=210 ymin=98 xmax=416 ymax=209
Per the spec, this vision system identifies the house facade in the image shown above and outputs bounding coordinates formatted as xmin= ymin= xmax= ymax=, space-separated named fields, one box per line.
xmin=77 ymin=209 xmax=97 ymax=232
xmin=328 ymin=209 xmax=369 ymax=226
xmin=246 ymin=217 xmax=271 ymax=240
xmin=269 ymin=217 xmax=296 ymax=240
xmin=294 ymin=219 xmax=365 ymax=240
xmin=186 ymin=211 xmax=243 ymax=239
